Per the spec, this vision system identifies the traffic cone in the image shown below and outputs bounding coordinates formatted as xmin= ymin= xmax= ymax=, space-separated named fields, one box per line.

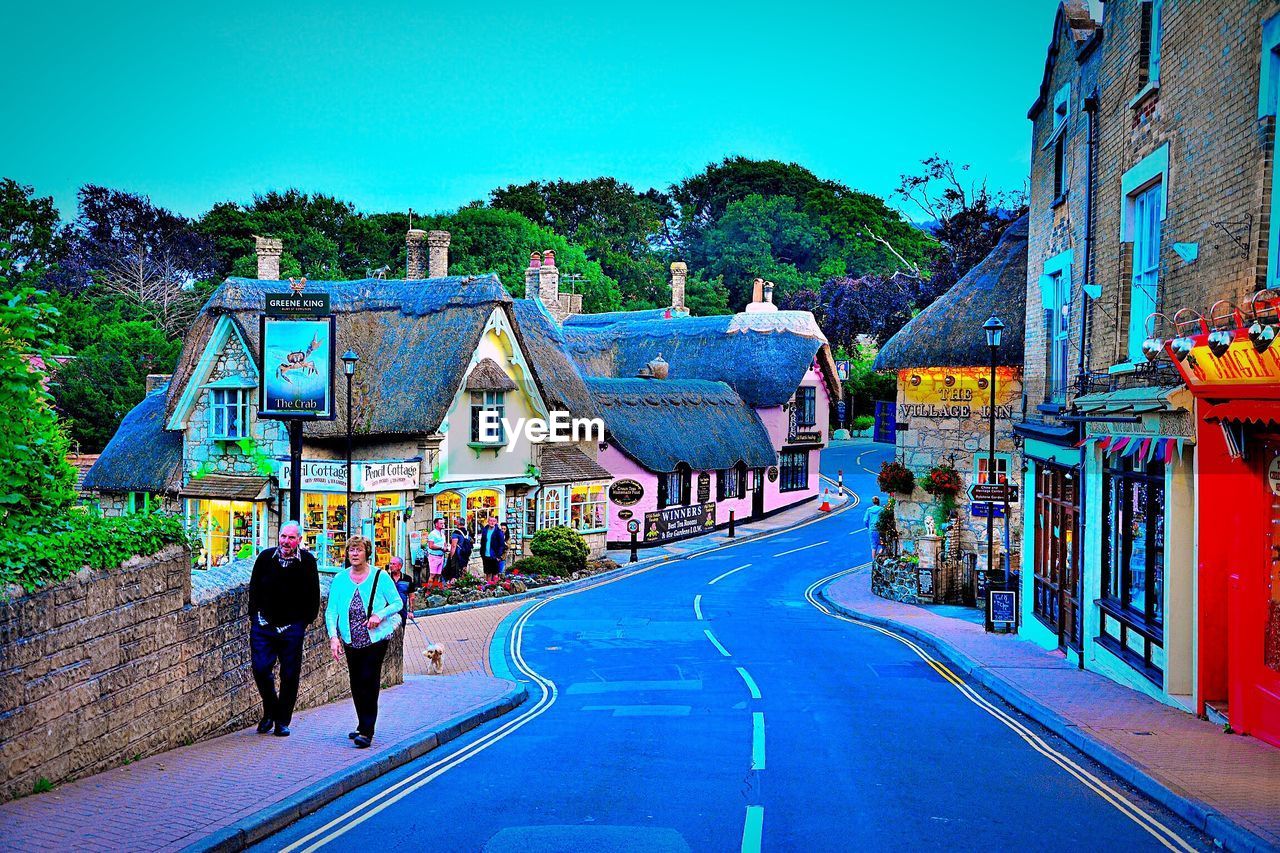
xmin=818 ymin=488 xmax=832 ymax=512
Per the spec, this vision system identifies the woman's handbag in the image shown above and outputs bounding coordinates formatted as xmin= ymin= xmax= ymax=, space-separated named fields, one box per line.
xmin=368 ymin=570 xmax=403 ymax=636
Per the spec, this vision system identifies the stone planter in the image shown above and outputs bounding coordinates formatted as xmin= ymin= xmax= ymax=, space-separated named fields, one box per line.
xmin=871 ymin=556 xmax=924 ymax=604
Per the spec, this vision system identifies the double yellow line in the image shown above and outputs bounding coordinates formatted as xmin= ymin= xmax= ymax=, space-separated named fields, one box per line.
xmin=804 ymin=567 xmax=1198 ymax=853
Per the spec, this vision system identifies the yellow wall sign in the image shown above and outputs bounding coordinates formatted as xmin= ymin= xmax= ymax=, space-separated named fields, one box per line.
xmin=897 ymin=367 xmax=1019 ymax=420
xmin=1175 ymin=336 xmax=1280 ymax=388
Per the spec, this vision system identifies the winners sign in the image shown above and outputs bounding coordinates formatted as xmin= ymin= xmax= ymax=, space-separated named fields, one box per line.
xmin=259 ymin=315 xmax=337 ymax=419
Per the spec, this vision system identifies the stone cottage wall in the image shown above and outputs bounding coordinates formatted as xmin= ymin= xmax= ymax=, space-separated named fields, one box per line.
xmin=0 ymin=546 xmax=403 ymax=801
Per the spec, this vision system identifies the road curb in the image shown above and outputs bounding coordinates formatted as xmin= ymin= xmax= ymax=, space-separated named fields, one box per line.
xmin=184 ymin=679 xmax=529 ymax=853
xmin=814 ymin=582 xmax=1277 ymax=853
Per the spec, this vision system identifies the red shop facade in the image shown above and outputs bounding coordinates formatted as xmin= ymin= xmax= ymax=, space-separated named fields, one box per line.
xmin=1167 ymin=300 xmax=1280 ymax=748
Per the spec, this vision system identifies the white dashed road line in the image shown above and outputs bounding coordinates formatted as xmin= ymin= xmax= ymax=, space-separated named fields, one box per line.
xmin=774 ymin=541 xmax=825 ymax=557
xmin=693 ymin=594 xmax=703 ymax=621
xmin=736 ymin=667 xmax=761 ymax=699
xmin=751 ymin=712 xmax=766 ymax=770
xmin=704 ymin=628 xmax=732 ymax=657
xmin=741 ymin=806 xmax=764 ymax=853
xmin=708 ymin=563 xmax=752 ymax=585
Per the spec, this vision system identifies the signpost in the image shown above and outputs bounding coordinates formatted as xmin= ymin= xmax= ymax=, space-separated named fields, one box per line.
xmin=969 ymin=483 xmax=1018 ymax=504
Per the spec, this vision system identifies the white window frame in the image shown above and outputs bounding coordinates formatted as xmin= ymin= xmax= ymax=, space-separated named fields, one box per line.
xmin=568 ymin=484 xmax=607 ymax=533
xmin=470 ymin=390 xmax=506 ymax=444
xmin=1146 ymin=0 xmax=1164 ymax=85
xmin=208 ymin=387 xmax=250 ymax=440
xmin=1129 ymin=182 xmax=1162 ymax=364
xmin=974 ymin=453 xmax=1012 ymax=487
xmin=1039 ymin=249 xmax=1074 ymax=402
xmin=1117 ymin=144 xmax=1169 ymax=368
xmin=542 ymin=486 xmax=564 ymax=528
xmin=1260 ymin=13 xmax=1280 ymax=289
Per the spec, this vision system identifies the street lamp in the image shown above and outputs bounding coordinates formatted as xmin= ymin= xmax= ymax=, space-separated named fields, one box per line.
xmin=341 ymin=350 xmax=359 ymax=546
xmin=982 ymin=314 xmax=1004 ymax=632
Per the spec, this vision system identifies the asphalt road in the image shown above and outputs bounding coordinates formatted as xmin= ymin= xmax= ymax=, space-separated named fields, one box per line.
xmin=258 ymin=442 xmax=1211 ymax=852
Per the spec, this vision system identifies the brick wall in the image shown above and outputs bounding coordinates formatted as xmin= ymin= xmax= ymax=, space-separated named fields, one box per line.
xmin=0 ymin=547 xmax=403 ymax=801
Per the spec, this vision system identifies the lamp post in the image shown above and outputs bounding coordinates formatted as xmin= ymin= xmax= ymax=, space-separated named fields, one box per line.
xmin=982 ymin=314 xmax=1005 ymax=632
xmin=341 ymin=350 xmax=359 ymax=546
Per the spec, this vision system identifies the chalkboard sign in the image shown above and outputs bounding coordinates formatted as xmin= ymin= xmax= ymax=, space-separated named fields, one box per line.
xmin=917 ymin=566 xmax=934 ymax=599
xmin=989 ymin=590 xmax=1017 ymax=625
xmin=697 ymin=472 xmax=711 ymax=504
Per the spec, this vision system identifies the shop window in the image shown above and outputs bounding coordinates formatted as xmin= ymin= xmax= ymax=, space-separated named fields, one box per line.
xmin=796 ymin=386 xmax=817 ymax=427
xmin=188 ymin=498 xmax=260 ymax=569
xmin=569 ymin=484 xmax=607 ymax=532
xmin=718 ymin=464 xmax=744 ymax=500
xmin=1032 ymin=463 xmax=1079 ymax=646
xmin=470 ymin=391 xmax=506 ymax=444
xmin=435 ymin=491 xmax=462 ymax=528
xmin=373 ymin=493 xmax=406 ymax=568
xmin=209 ymin=388 xmax=250 ymax=440
xmin=779 ymin=450 xmax=809 ymax=493
xmin=1101 ymin=455 xmax=1166 ymax=682
xmin=466 ymin=489 xmax=500 ymax=537
xmin=658 ymin=464 xmax=691 ymax=508
xmin=302 ymin=492 xmax=348 ymax=569
xmin=524 ymin=495 xmax=538 ymax=538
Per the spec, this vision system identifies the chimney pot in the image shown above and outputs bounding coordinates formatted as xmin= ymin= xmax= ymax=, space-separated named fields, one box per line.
xmin=751 ymin=277 xmax=764 ymax=304
xmin=427 ymin=230 xmax=450 ymax=277
xmin=254 ymin=236 xmax=283 ymax=281
xmin=405 ymin=228 xmax=427 ymax=279
xmin=764 ymin=280 xmax=775 ymax=303
xmin=542 ymin=249 xmax=556 ymax=268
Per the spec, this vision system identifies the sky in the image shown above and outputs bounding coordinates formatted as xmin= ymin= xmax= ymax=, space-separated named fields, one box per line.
xmin=2 ymin=1 xmax=1061 ymax=223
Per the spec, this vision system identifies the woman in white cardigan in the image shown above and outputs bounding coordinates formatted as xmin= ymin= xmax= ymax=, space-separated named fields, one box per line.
xmin=325 ymin=535 xmax=402 ymax=748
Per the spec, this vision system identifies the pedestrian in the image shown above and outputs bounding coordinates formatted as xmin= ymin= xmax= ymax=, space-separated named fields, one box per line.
xmin=387 ymin=556 xmax=414 ymax=623
xmin=479 ymin=515 xmax=506 ymax=583
xmin=247 ymin=521 xmax=320 ymax=738
xmin=498 ymin=522 xmax=510 ymax=575
xmin=325 ymin=535 xmax=402 ymax=749
xmin=449 ymin=518 xmax=473 ymax=583
xmin=425 ymin=517 xmax=448 ymax=589
xmin=863 ymin=496 xmax=885 ymax=557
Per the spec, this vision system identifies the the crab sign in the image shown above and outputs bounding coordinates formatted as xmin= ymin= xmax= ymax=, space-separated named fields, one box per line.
xmin=276 ymin=334 xmax=322 ymax=384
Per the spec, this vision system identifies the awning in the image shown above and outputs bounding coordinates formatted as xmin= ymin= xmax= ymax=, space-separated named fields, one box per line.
xmin=180 ymin=474 xmax=271 ymax=501
xmin=1073 ymin=384 xmax=1189 ymax=415
xmin=1201 ymin=400 xmax=1280 ymax=427
xmin=1077 ymin=434 xmax=1190 ymax=464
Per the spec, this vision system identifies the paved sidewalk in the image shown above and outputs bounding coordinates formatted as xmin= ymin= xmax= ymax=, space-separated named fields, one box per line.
xmin=822 ymin=570 xmax=1280 ymax=852
xmin=0 ymin=673 xmax=525 ymax=852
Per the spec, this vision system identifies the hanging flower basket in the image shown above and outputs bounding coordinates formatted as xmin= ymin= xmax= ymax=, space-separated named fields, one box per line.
xmin=877 ymin=461 xmax=916 ymax=495
xmin=920 ymin=463 xmax=964 ymax=497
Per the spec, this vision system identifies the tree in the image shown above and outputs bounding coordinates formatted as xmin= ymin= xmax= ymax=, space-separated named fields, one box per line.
xmin=67 ymin=186 xmax=218 ymax=338
xmin=51 ymin=321 xmax=182 ymax=453
xmin=0 ymin=258 xmax=76 ymax=527
xmin=0 ymin=178 xmax=67 ymax=280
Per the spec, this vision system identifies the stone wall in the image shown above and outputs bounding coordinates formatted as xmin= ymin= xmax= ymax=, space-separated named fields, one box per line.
xmin=871 ymin=556 xmax=924 ymax=605
xmin=0 ymin=546 xmax=403 ymax=801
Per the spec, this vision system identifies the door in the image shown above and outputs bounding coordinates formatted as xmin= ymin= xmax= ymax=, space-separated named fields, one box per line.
xmin=1253 ymin=438 xmax=1280 ymax=746
xmin=373 ymin=493 xmax=406 ymax=569
xmin=751 ymin=468 xmax=765 ymax=520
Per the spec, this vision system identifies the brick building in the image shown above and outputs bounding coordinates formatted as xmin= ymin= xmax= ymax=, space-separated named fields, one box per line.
xmin=1019 ymin=0 xmax=1280 ymax=748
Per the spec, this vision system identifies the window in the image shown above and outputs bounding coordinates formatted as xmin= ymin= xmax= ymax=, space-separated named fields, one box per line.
xmin=127 ymin=492 xmax=159 ymax=514
xmin=1128 ymin=182 xmax=1162 ymax=363
xmin=796 ymin=386 xmax=817 ymax=427
xmin=435 ymin=491 xmax=461 ymax=527
xmin=975 ymin=453 xmax=1011 ymax=486
xmin=718 ymin=464 xmax=744 ymax=500
xmin=1047 ymin=270 xmax=1072 ymax=403
xmin=209 ymin=388 xmax=249 ymax=440
xmin=301 ymin=492 xmax=348 ymax=569
xmin=779 ymin=450 xmax=809 ymax=492
xmin=569 ymin=484 xmax=607 ymax=531
xmin=187 ymin=499 xmax=262 ymax=569
xmin=659 ymin=465 xmax=690 ymax=508
xmin=1140 ymin=0 xmax=1164 ymax=86
xmin=524 ymin=495 xmax=538 ymax=538
xmin=1050 ymin=84 xmax=1070 ymax=201
xmin=543 ymin=487 xmax=563 ymax=527
xmin=1100 ymin=455 xmax=1166 ymax=682
xmin=470 ymin=391 xmax=506 ymax=444
xmin=1032 ymin=463 xmax=1080 ymax=647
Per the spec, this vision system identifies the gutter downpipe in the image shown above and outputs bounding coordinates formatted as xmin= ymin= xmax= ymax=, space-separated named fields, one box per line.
xmin=1075 ymin=89 xmax=1100 ymax=670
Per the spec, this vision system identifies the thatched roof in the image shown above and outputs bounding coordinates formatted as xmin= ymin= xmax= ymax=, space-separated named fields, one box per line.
xmin=538 ymin=445 xmax=612 ymax=484
xmin=564 ymin=308 xmax=680 ymax=327
xmin=167 ymin=275 xmax=533 ymax=438
xmin=465 ymin=357 xmax=517 ymax=392
xmin=83 ymin=388 xmax=182 ymax=495
xmin=510 ymin=299 xmax=599 ymax=419
xmin=874 ymin=216 xmax=1028 ymax=372
xmin=586 ymin=378 xmax=777 ymax=473
xmin=564 ymin=311 xmax=838 ymax=408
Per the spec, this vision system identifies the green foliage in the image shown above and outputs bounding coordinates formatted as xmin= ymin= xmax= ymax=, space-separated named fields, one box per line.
xmin=31 ymin=777 xmax=55 ymax=795
xmin=0 ymin=179 xmax=66 ymax=275
xmin=235 ymin=437 xmax=276 ymax=477
xmin=875 ymin=497 xmax=900 ymax=554
xmin=0 ymin=276 xmax=76 ymax=527
xmin=528 ymin=526 xmax=589 ymax=575
xmin=852 ymin=415 xmax=875 ymax=434
xmin=510 ymin=555 xmax=566 ymax=578
xmin=0 ymin=510 xmax=193 ymax=593
xmin=50 ymin=321 xmax=182 ymax=453
xmin=840 ymin=346 xmax=896 ymax=417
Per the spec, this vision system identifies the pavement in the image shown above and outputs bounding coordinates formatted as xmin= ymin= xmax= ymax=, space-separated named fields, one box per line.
xmin=0 ymin=477 xmax=848 ymax=852
xmin=820 ymin=568 xmax=1280 ymax=852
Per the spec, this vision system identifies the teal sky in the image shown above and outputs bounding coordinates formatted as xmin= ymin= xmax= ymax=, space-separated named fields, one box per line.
xmin=3 ymin=1 xmax=1060 ymax=222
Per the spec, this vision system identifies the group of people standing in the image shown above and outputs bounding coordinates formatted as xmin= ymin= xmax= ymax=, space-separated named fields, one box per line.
xmin=247 ymin=521 xmax=409 ymax=749
xmin=422 ymin=515 xmax=509 ymax=588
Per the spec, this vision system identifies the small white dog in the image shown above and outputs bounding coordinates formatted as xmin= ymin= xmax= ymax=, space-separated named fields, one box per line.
xmin=423 ymin=643 xmax=445 ymax=675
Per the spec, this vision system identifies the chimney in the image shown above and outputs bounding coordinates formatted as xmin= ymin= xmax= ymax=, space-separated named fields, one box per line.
xmin=751 ymin=277 xmax=764 ymax=304
xmin=255 ymin=236 xmax=282 ymax=280
xmin=427 ymin=230 xmax=451 ymax=278
xmin=145 ymin=374 xmax=172 ymax=395
xmin=670 ymin=262 xmax=687 ymax=311
xmin=524 ymin=252 xmax=542 ymax=300
xmin=406 ymin=229 xmax=426 ymax=278
xmin=745 ymin=277 xmax=779 ymax=314
xmin=763 ymin=280 xmax=775 ymax=304
xmin=539 ymin=249 xmax=560 ymax=307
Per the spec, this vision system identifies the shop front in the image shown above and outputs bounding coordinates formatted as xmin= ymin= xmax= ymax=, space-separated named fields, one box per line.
xmin=1168 ymin=309 xmax=1280 ymax=747
xmin=180 ymin=473 xmax=272 ymax=569
xmin=1074 ymin=386 xmax=1196 ymax=709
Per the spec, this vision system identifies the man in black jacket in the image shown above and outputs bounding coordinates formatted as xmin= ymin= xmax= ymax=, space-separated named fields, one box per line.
xmin=247 ymin=521 xmax=320 ymax=737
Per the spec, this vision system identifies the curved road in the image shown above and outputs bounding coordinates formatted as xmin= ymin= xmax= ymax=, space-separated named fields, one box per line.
xmin=258 ymin=442 xmax=1210 ymax=852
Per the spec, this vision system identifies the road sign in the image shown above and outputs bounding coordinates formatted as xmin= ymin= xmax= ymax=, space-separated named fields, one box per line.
xmin=626 ymin=519 xmax=640 ymax=534
xmin=969 ymin=483 xmax=1018 ymax=504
